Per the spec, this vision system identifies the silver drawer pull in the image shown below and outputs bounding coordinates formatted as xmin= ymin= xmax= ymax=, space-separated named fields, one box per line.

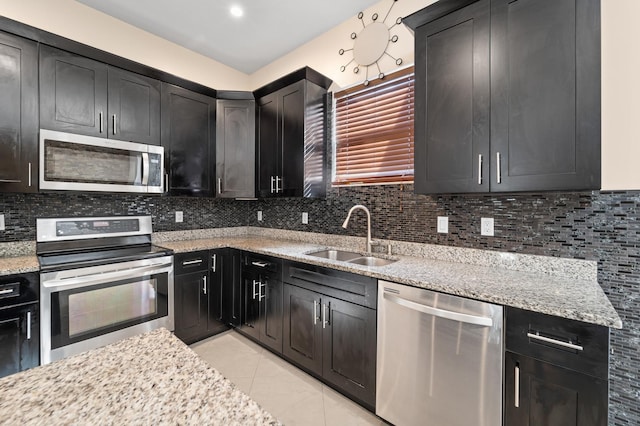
xmin=0 ymin=288 xmax=15 ymax=295
xmin=527 ymin=332 xmax=584 ymax=351
xmin=182 ymin=259 xmax=203 ymax=266
xmin=251 ymin=261 xmax=269 ymax=268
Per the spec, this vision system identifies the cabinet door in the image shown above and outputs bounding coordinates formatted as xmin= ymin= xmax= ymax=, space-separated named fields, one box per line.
xmin=207 ymin=249 xmax=228 ymax=335
xmin=414 ymin=0 xmax=490 ymax=194
xmin=40 ymin=45 xmax=108 ymax=137
xmin=256 ymin=92 xmax=279 ymax=198
xmin=0 ymin=32 xmax=38 ymax=193
xmin=490 ymin=0 xmax=600 ymax=191
xmin=0 ymin=303 xmax=39 ymax=379
xmin=279 ymin=80 xmax=305 ymax=197
xmin=216 ymin=99 xmax=255 ymax=198
xmin=259 ymin=274 xmax=283 ymax=354
xmin=107 ymin=67 xmax=160 ymax=145
xmin=283 ymin=284 xmax=323 ymax=375
xmin=505 ymin=352 xmax=607 ymax=426
xmin=322 ymin=297 xmax=376 ymax=409
xmin=240 ymin=269 xmax=261 ymax=341
xmin=221 ymin=249 xmax=242 ymax=327
xmin=174 ymin=271 xmax=208 ymax=344
xmin=161 ymin=83 xmax=216 ymax=196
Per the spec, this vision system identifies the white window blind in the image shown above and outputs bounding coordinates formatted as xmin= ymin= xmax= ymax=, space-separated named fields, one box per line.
xmin=333 ymin=67 xmax=414 ymax=185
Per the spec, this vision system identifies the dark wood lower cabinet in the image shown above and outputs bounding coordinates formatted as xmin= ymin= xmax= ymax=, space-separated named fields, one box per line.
xmin=174 ymin=270 xmax=208 ymax=344
xmin=0 ymin=303 xmax=39 ymax=379
xmin=283 ymin=282 xmax=376 ymax=410
xmin=505 ymin=351 xmax=607 ymax=426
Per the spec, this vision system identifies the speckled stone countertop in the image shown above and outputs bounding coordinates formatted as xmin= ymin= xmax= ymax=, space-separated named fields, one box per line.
xmin=156 ymin=228 xmax=621 ymax=329
xmin=0 ymin=328 xmax=280 ymax=425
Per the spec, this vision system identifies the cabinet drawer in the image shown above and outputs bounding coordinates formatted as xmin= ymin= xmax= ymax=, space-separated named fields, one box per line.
xmin=505 ymin=307 xmax=608 ymax=379
xmin=175 ymin=251 xmax=209 ymax=275
xmin=0 ymin=272 xmax=38 ymax=307
xmin=283 ymin=261 xmax=377 ymax=309
xmin=243 ymin=253 xmax=281 ymax=275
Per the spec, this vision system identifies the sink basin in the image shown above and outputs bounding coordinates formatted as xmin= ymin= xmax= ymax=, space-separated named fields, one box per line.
xmin=347 ymin=256 xmax=397 ymax=267
xmin=307 ymin=249 xmax=362 ymax=261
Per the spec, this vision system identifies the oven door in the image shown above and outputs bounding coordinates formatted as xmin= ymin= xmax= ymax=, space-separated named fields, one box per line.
xmin=40 ymin=256 xmax=173 ymax=364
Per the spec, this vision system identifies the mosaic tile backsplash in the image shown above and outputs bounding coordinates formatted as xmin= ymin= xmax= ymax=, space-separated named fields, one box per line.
xmin=0 ymin=186 xmax=638 ymax=425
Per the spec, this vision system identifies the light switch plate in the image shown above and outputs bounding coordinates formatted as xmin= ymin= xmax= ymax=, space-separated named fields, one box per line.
xmin=481 ymin=217 xmax=494 ymax=236
xmin=302 ymin=212 xmax=309 ymax=224
xmin=0 ymin=214 xmax=5 ymax=231
xmin=437 ymin=216 xmax=448 ymax=233
xmin=175 ymin=211 xmax=183 ymax=223
xmin=257 ymin=211 xmax=263 ymax=221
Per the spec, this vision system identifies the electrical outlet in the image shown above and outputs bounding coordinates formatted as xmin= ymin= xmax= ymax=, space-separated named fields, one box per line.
xmin=257 ymin=211 xmax=263 ymax=221
xmin=175 ymin=211 xmax=183 ymax=223
xmin=481 ymin=217 xmax=494 ymax=236
xmin=437 ymin=216 xmax=448 ymax=234
xmin=0 ymin=214 xmax=5 ymax=231
xmin=302 ymin=212 xmax=309 ymax=224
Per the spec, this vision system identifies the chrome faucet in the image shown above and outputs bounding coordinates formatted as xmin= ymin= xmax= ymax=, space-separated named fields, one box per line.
xmin=342 ymin=204 xmax=372 ymax=253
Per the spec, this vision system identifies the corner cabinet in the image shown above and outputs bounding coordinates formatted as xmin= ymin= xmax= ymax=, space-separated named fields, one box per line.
xmin=216 ymin=95 xmax=256 ymax=198
xmin=161 ymin=83 xmax=216 ymax=196
xmin=254 ymin=67 xmax=331 ymax=198
xmin=504 ymin=307 xmax=608 ymax=426
xmin=282 ymin=261 xmax=377 ymax=410
xmin=406 ymin=0 xmax=601 ymax=193
xmin=0 ymin=31 xmax=38 ymax=193
xmin=39 ymin=45 xmax=160 ymax=145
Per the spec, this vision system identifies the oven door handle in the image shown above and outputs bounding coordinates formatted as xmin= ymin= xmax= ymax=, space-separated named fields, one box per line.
xmin=42 ymin=263 xmax=172 ymax=290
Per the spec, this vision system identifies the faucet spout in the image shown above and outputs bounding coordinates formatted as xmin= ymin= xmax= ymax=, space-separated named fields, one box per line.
xmin=342 ymin=204 xmax=372 ymax=253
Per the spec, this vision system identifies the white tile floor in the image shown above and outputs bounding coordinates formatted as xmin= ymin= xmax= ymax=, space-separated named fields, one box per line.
xmin=191 ymin=331 xmax=386 ymax=426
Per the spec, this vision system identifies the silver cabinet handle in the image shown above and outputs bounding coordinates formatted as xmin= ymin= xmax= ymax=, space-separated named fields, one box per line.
xmin=478 ymin=154 xmax=483 ymax=185
xmin=182 ymin=259 xmax=203 ymax=266
xmin=276 ymin=176 xmax=282 ymax=193
xmin=270 ymin=176 xmax=275 ymax=194
xmin=496 ymin=152 xmax=502 ymax=184
xmin=141 ymin=152 xmax=150 ymax=186
xmin=203 ymin=276 xmax=207 ymax=295
xmin=527 ymin=332 xmax=584 ymax=351
xmin=26 ymin=311 xmax=31 ymax=340
xmin=322 ymin=303 xmax=330 ymax=329
xmin=259 ymin=282 xmax=266 ymax=301
xmin=252 ymin=280 xmax=259 ymax=300
xmin=0 ymin=289 xmax=15 ymax=295
xmin=28 ymin=162 xmax=32 ymax=187
xmin=383 ymin=291 xmax=494 ymax=327
xmin=217 ymin=177 xmax=222 ymax=194
xmin=99 ymin=112 xmax=103 ymax=133
xmin=514 ymin=363 xmax=520 ymax=408
xmin=313 ymin=300 xmax=318 ymax=325
xmin=251 ymin=261 xmax=269 ymax=268
xmin=113 ymin=114 xmax=117 ymax=135
xmin=211 ymin=254 xmax=217 ymax=272
xmin=322 ymin=303 xmax=326 ymax=328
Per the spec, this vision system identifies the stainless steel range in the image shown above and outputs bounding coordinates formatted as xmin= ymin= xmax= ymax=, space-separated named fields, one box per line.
xmin=36 ymin=216 xmax=173 ymax=364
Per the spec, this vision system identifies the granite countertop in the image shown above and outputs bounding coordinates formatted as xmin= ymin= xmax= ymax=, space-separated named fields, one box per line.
xmin=158 ymin=234 xmax=622 ymax=329
xmin=0 ymin=328 xmax=279 ymax=425
xmin=0 ymin=255 xmax=39 ymax=276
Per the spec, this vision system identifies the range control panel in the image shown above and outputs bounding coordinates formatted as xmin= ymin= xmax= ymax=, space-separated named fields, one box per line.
xmin=56 ymin=219 xmax=140 ymax=236
xmin=36 ymin=216 xmax=152 ymax=242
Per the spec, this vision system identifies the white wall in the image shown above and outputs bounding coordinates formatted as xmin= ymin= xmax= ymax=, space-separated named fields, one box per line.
xmin=601 ymin=0 xmax=640 ymax=191
xmin=248 ymin=0 xmax=437 ymax=91
xmin=0 ymin=0 xmax=250 ymax=90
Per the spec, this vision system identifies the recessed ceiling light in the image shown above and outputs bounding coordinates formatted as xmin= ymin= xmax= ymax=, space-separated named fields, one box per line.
xmin=230 ymin=5 xmax=244 ymax=18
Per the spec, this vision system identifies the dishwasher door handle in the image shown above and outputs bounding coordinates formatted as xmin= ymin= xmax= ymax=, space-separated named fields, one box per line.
xmin=383 ymin=292 xmax=494 ymax=327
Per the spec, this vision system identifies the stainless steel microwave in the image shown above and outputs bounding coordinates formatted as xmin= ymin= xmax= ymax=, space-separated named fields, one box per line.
xmin=39 ymin=129 xmax=164 ymax=193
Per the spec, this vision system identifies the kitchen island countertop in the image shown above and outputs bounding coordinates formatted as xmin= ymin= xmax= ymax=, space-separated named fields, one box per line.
xmin=0 ymin=328 xmax=279 ymax=425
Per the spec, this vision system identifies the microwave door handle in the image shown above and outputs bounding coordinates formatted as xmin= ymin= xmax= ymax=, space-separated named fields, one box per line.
xmin=141 ymin=152 xmax=150 ymax=186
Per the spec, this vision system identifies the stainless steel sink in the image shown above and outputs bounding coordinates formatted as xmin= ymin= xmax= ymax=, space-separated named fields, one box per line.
xmin=347 ymin=256 xmax=397 ymax=267
xmin=306 ymin=249 xmax=362 ymax=261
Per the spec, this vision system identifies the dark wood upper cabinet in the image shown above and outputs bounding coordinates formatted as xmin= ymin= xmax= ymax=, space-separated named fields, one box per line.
xmin=107 ymin=67 xmax=160 ymax=145
xmin=407 ymin=0 xmax=600 ymax=193
xmin=0 ymin=31 xmax=38 ymax=193
xmin=216 ymin=98 xmax=256 ymax=198
xmin=254 ymin=67 xmax=331 ymax=198
xmin=161 ymin=83 xmax=216 ymax=196
xmin=40 ymin=45 xmax=160 ymax=145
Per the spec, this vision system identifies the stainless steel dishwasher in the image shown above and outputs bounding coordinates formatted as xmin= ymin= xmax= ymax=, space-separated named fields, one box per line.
xmin=376 ymin=280 xmax=503 ymax=426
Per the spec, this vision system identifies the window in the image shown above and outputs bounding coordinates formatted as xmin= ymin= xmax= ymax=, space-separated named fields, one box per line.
xmin=333 ymin=67 xmax=414 ymax=185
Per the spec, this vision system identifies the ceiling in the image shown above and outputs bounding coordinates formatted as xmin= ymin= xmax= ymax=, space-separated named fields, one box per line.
xmin=76 ymin=0 xmax=381 ymax=74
